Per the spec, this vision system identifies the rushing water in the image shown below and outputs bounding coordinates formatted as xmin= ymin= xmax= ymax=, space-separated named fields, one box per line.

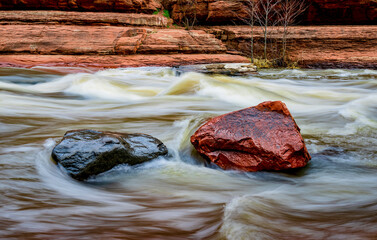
xmin=0 ymin=67 xmax=376 ymax=239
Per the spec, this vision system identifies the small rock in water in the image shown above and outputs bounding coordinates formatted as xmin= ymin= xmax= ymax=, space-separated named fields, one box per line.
xmin=178 ymin=63 xmax=257 ymax=76
xmin=51 ymin=129 xmax=168 ymax=180
xmin=191 ymin=101 xmax=311 ymax=172
xmin=204 ymin=63 xmax=257 ymax=75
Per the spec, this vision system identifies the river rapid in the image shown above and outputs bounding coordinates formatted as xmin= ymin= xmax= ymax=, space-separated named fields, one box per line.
xmin=0 ymin=67 xmax=376 ymax=239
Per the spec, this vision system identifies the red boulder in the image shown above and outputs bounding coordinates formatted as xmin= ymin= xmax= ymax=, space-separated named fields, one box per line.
xmin=190 ymin=101 xmax=311 ymax=172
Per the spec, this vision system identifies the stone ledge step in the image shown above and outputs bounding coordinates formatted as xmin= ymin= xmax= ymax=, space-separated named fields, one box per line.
xmin=201 ymin=26 xmax=377 ymax=40
xmin=0 ymin=11 xmax=170 ymax=27
xmin=0 ymin=54 xmax=250 ymax=69
xmin=0 ymin=25 xmax=227 ymax=55
xmin=0 ymin=0 xmax=161 ymax=14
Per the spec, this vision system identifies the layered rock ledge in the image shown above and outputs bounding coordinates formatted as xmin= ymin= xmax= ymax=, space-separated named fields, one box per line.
xmin=1 ymin=0 xmax=376 ymax=25
xmin=0 ymin=54 xmax=249 ymax=69
xmin=0 ymin=25 xmax=227 ymax=55
xmin=203 ymin=25 xmax=377 ymax=69
xmin=0 ymin=22 xmax=250 ymax=68
xmin=166 ymin=0 xmax=377 ymax=25
xmin=0 ymin=10 xmax=376 ymax=69
xmin=0 ymin=10 xmax=170 ymax=27
xmin=0 ymin=0 xmax=162 ymax=13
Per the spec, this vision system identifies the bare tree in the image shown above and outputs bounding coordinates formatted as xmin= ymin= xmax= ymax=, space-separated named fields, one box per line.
xmin=177 ymin=0 xmax=197 ymax=30
xmin=236 ymin=0 xmax=306 ymax=65
xmin=255 ymin=0 xmax=282 ymax=60
xmin=235 ymin=0 xmax=281 ymax=61
xmin=235 ymin=0 xmax=257 ymax=62
xmin=277 ymin=0 xmax=307 ymax=63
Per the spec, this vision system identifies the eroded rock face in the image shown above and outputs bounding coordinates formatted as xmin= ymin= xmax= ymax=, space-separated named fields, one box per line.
xmin=163 ymin=0 xmax=247 ymax=25
xmin=52 ymin=129 xmax=168 ymax=180
xmin=0 ymin=11 xmax=170 ymax=27
xmin=201 ymin=25 xmax=377 ymax=69
xmin=0 ymin=0 xmax=162 ymax=13
xmin=190 ymin=101 xmax=311 ymax=172
xmin=306 ymin=0 xmax=377 ymax=25
xmin=164 ymin=0 xmax=377 ymax=25
xmin=0 ymin=54 xmax=250 ymax=69
xmin=0 ymin=25 xmax=227 ymax=55
xmin=0 ymin=0 xmax=375 ymax=25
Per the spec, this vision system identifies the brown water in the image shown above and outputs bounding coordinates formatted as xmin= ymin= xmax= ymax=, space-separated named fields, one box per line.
xmin=0 ymin=67 xmax=376 ymax=239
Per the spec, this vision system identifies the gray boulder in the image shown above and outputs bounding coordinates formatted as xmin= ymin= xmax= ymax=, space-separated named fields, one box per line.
xmin=51 ymin=129 xmax=168 ymax=180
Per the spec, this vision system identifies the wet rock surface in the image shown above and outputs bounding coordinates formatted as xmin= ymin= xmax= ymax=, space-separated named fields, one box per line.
xmin=52 ymin=129 xmax=168 ymax=180
xmin=191 ymin=101 xmax=311 ymax=172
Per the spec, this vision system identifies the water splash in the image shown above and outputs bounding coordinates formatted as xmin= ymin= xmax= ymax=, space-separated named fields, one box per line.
xmin=1 ymin=67 xmax=376 ymax=239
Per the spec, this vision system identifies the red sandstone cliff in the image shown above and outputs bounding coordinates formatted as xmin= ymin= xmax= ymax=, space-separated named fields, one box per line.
xmin=202 ymin=25 xmax=377 ymax=69
xmin=165 ymin=0 xmax=377 ymax=25
xmin=0 ymin=0 xmax=162 ymax=13
xmin=0 ymin=11 xmax=250 ymax=69
xmin=306 ymin=0 xmax=377 ymax=25
xmin=0 ymin=0 xmax=376 ymax=25
xmin=0 ymin=10 xmax=376 ymax=69
xmin=0 ymin=1 xmax=376 ymax=69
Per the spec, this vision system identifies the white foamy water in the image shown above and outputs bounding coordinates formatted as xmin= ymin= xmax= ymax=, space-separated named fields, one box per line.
xmin=0 ymin=67 xmax=376 ymax=239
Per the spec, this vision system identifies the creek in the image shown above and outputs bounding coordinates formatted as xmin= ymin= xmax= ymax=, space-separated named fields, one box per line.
xmin=0 ymin=67 xmax=376 ymax=239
